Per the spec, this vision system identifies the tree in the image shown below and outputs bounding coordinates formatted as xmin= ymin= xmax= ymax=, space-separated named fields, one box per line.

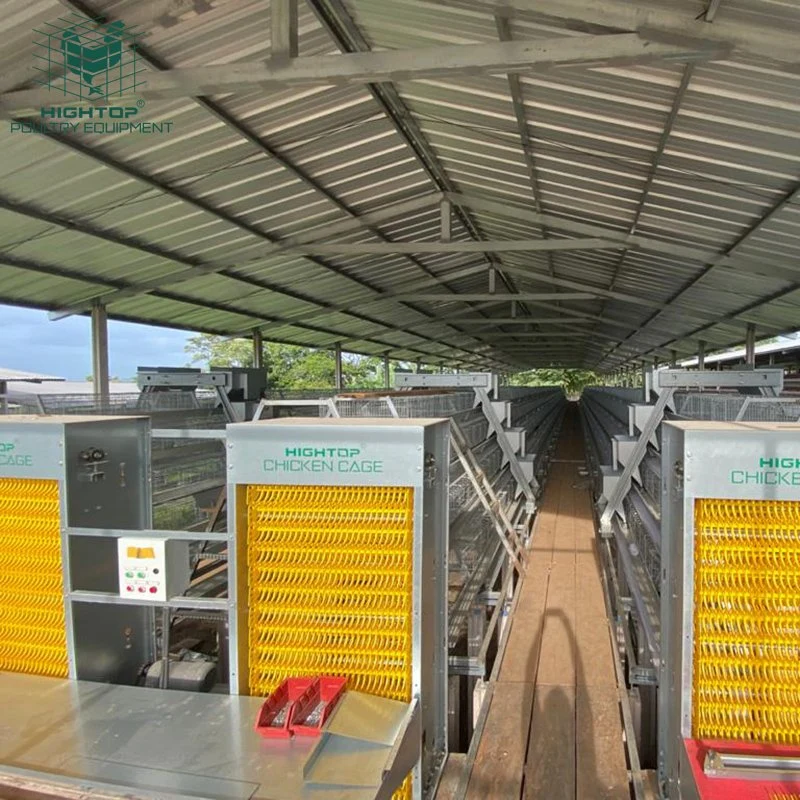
xmin=506 ymin=368 xmax=600 ymax=396
xmin=185 ymin=334 xmax=386 ymax=390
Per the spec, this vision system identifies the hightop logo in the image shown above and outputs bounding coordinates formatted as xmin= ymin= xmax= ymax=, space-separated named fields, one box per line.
xmin=0 ymin=442 xmax=33 ymax=467
xmin=10 ymin=12 xmax=174 ymax=136
xmin=730 ymin=456 xmax=800 ymax=486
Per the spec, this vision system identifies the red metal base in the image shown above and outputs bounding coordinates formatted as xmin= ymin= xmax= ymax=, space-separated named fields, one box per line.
xmin=684 ymin=739 xmax=800 ymax=800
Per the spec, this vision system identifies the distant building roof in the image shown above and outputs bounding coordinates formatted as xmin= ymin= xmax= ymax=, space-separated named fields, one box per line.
xmin=679 ymin=337 xmax=800 ymax=368
xmin=7 ymin=381 xmax=138 ymax=397
xmin=0 ymin=367 xmax=64 ymax=382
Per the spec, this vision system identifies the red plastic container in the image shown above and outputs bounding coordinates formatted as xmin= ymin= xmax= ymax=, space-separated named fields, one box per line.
xmin=254 ymin=677 xmax=315 ymax=739
xmin=290 ymin=676 xmax=347 ymax=737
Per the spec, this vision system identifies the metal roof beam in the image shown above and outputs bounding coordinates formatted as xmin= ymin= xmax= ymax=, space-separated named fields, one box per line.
xmin=495 ymin=14 xmax=556 ymax=282
xmin=497 ymin=264 xmax=664 ymax=310
xmin=271 ymin=0 xmax=299 ymax=61
xmin=4 ymin=192 xmax=439 ymax=318
xmin=499 ymin=0 xmax=799 ymax=65
xmin=589 ymin=1 xmax=724 ymax=365
xmin=227 ymin=264 xmax=496 ymax=338
xmin=0 ymin=35 xmax=728 ymax=111
xmin=389 ymin=292 xmax=598 ymax=302
xmin=0 ymin=196 xmax=490 ymax=357
xmin=604 ymin=64 xmax=695 ymax=296
xmin=588 ymin=61 xmax=696 ymax=362
xmin=0 ymin=252 xmax=506 ymax=366
xmin=477 ymin=332 xmax=624 ymax=341
xmin=442 ymin=318 xmax=594 ymax=325
xmin=285 ymin=238 xmax=621 ymax=255
xmin=446 ymin=192 xmax=795 ymax=280
xmin=41 ymin=2 xmax=490 ymax=356
xmin=599 ymin=179 xmax=800 ymax=367
xmin=308 ymin=0 xmax=525 ymax=315
xmin=16 ymin=127 xmax=490 ymax=356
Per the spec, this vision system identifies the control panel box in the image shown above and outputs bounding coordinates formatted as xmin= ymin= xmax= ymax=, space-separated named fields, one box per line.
xmin=117 ymin=537 xmax=190 ymax=602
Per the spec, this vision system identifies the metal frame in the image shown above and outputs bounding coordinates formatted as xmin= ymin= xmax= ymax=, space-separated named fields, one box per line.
xmin=659 ymin=421 xmax=800 ymax=796
xmin=450 ymin=424 xmax=524 ymax=573
xmin=251 ymin=397 xmax=340 ymax=419
xmin=394 ymin=372 xmax=498 ymax=395
xmin=0 ymin=36 xmax=728 ymax=109
xmin=654 ymin=368 xmax=783 ymax=393
xmin=704 ymin=751 xmax=800 ymax=782
xmin=224 ymin=417 xmax=449 ymax=799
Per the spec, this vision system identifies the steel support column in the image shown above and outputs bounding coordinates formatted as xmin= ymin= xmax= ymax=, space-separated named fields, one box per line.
xmin=697 ymin=339 xmax=706 ymax=370
xmin=745 ymin=323 xmax=756 ymax=367
xmin=383 ymin=355 xmax=390 ymax=389
xmin=334 ymin=343 xmax=343 ymax=391
xmin=91 ymin=302 xmax=110 ymax=406
xmin=253 ymin=329 xmax=264 ymax=370
xmin=440 ymin=199 xmax=452 ymax=243
xmin=271 ymin=0 xmax=298 ymax=61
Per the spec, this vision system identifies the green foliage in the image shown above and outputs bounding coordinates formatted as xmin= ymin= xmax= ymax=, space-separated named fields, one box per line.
xmin=153 ymin=498 xmax=197 ymax=530
xmin=185 ymin=334 xmax=390 ymax=389
xmin=506 ymin=368 xmax=600 ymax=396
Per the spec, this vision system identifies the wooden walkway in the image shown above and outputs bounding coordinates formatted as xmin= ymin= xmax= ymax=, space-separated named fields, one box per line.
xmin=443 ymin=404 xmax=630 ymax=800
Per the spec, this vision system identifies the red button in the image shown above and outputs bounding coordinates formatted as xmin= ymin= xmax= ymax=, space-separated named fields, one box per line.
xmin=138 ymin=587 xmax=145 ymax=593
xmin=149 ymin=586 xmax=157 ymax=594
xmin=126 ymin=585 xmax=133 ymax=592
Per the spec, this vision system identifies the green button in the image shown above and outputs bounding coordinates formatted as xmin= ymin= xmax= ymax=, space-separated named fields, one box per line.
xmin=137 ymin=572 xmax=145 ymax=578
xmin=125 ymin=572 xmax=133 ymax=578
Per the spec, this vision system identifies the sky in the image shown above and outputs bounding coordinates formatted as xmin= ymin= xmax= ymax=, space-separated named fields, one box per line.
xmin=0 ymin=304 xmax=192 ymax=380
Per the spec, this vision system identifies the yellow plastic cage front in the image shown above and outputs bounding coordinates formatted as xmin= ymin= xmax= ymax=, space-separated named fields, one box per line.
xmin=0 ymin=477 xmax=68 ymax=678
xmin=692 ymin=498 xmax=800 ymax=745
xmin=241 ymin=483 xmax=415 ymax=799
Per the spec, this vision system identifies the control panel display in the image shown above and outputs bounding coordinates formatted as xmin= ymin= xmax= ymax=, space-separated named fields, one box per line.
xmin=117 ymin=537 xmax=190 ymax=602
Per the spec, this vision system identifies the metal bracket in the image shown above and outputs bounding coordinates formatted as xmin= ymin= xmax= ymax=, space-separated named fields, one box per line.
xmin=599 ymin=387 xmax=674 ymax=532
xmin=654 ymin=367 xmax=783 ymax=394
xmin=394 ymin=371 xmax=498 ymax=395
xmin=374 ymin=699 xmax=422 ymax=800
xmin=630 ymin=665 xmax=658 ymax=686
xmin=474 ymin=388 xmax=538 ymax=500
xmin=448 ymin=656 xmax=485 ymax=677
xmin=215 ymin=385 xmax=240 ymax=423
xmin=251 ymin=397 xmax=340 ymax=420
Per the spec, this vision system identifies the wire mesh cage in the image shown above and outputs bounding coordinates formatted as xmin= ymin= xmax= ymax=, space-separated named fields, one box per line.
xmin=674 ymin=393 xmax=800 ymax=422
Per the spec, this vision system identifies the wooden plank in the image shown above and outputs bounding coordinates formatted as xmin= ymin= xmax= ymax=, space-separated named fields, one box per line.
xmin=499 ymin=567 xmax=549 ymax=683
xmin=465 ymin=683 xmax=534 ymax=800
xmin=435 ymin=753 xmax=466 ymax=800
xmin=524 ymin=684 xmax=576 ymax=800
xmin=575 ymin=552 xmax=607 ymax=616
xmin=575 ymin=614 xmax=617 ymax=688
xmin=576 ymin=683 xmax=629 ymax=800
xmin=535 ymin=560 xmax=576 ymax=687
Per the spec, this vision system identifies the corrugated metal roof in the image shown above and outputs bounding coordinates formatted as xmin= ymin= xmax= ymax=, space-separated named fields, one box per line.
xmin=0 ymin=0 xmax=798 ymax=371
xmin=0 ymin=367 xmax=64 ymax=381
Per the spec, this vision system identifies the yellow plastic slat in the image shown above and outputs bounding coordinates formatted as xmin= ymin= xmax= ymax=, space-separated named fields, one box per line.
xmin=245 ymin=484 xmax=414 ymax=800
xmin=692 ymin=499 xmax=800 ymax=745
xmin=0 ymin=478 xmax=68 ymax=678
